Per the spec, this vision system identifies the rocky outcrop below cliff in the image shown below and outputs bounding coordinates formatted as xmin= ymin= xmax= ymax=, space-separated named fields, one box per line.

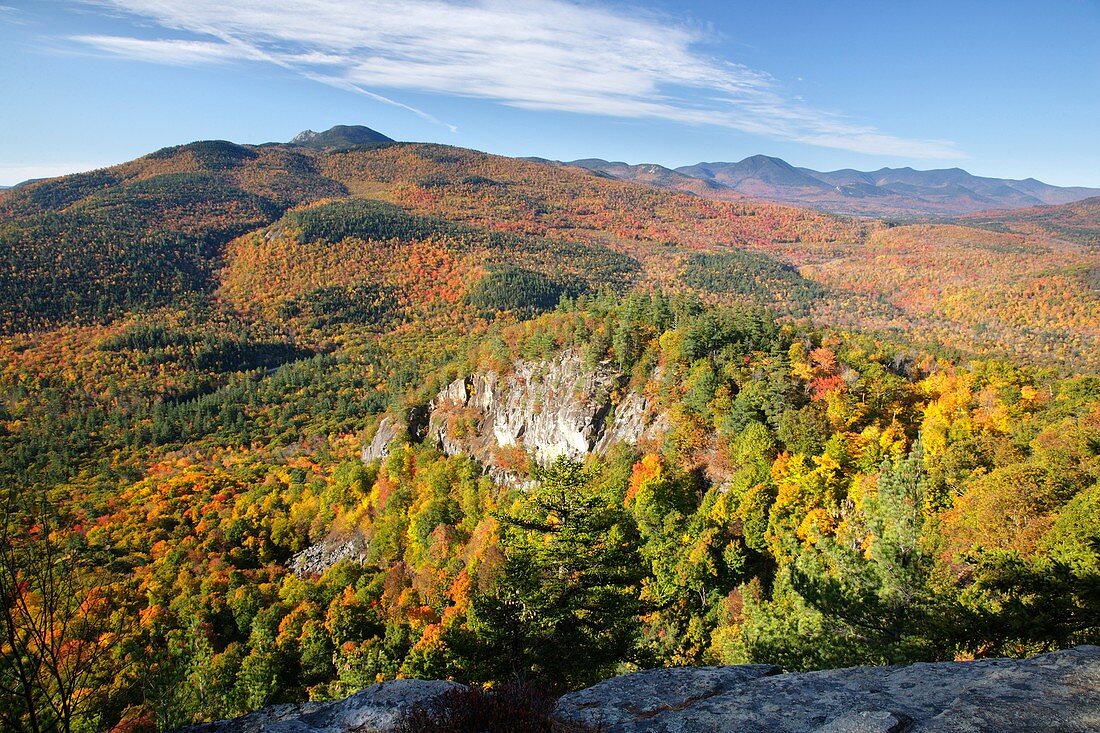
xmin=180 ymin=646 xmax=1100 ymax=733
xmin=288 ymin=529 xmax=370 ymax=577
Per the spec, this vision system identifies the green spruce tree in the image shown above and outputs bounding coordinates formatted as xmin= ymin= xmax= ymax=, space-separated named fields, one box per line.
xmin=465 ymin=457 xmax=645 ymax=687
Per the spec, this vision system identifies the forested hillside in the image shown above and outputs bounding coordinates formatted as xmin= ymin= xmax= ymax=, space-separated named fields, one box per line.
xmin=0 ymin=133 xmax=1098 ymax=732
xmin=964 ymin=196 xmax=1100 ymax=248
xmin=4 ymin=139 xmax=1099 ymax=369
xmin=0 ymin=141 xmax=346 ymax=332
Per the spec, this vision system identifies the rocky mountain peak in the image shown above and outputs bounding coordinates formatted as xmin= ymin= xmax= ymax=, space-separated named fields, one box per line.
xmin=289 ymin=124 xmax=395 ymax=149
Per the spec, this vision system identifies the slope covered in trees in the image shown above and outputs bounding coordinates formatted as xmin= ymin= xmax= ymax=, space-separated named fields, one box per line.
xmin=3 ymin=138 xmax=1099 ymax=370
xmin=1 ymin=133 xmax=1099 ymax=731
xmin=0 ymin=142 xmax=345 ymax=332
xmin=219 ymin=197 xmax=640 ymax=324
xmin=1 ymin=292 xmax=1097 ymax=731
xmin=802 ymin=224 xmax=1100 ymax=369
xmin=964 ymin=196 xmax=1100 ymax=248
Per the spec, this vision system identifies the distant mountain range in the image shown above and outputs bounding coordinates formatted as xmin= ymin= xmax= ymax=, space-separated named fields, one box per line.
xmin=7 ymin=125 xmax=1095 ymax=219
xmin=558 ymin=159 xmax=729 ymax=198
xmin=564 ymin=155 xmax=1100 ymax=218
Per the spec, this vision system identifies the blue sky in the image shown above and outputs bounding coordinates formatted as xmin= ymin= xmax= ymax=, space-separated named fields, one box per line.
xmin=1 ymin=0 xmax=1098 ymax=186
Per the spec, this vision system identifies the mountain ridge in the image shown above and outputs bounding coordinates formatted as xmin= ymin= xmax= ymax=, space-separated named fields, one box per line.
xmin=3 ymin=128 xmax=1100 ymax=369
xmin=964 ymin=195 xmax=1100 ymax=246
xmin=566 ymin=155 xmax=1100 ymax=217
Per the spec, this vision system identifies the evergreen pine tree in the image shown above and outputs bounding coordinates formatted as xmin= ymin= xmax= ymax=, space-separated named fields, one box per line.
xmin=465 ymin=457 xmax=645 ymax=687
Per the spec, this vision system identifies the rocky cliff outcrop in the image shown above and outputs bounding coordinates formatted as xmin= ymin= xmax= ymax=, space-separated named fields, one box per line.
xmin=303 ymin=351 xmax=666 ymax=576
xmin=361 ymin=415 xmax=400 ymax=464
xmin=423 ymin=349 xmax=665 ymax=472
xmin=180 ymin=646 xmax=1100 ymax=733
xmin=359 ymin=350 xmax=667 ymax=480
xmin=303 ymin=353 xmax=665 ymax=576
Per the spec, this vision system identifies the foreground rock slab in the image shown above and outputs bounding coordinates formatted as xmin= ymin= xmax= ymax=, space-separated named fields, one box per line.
xmin=554 ymin=664 xmax=782 ymax=729
xmin=555 ymin=646 xmax=1100 ymax=733
xmin=181 ymin=646 xmax=1100 ymax=733
xmin=181 ymin=679 xmax=463 ymax=733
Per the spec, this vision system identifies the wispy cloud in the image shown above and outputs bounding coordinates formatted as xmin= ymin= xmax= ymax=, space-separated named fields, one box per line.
xmin=66 ymin=0 xmax=962 ymax=158
xmin=69 ymin=35 xmax=260 ymax=65
xmin=0 ymin=4 xmax=30 ymax=25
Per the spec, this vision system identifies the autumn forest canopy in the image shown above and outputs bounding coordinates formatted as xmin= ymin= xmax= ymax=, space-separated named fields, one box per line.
xmin=0 ymin=135 xmax=1098 ymax=732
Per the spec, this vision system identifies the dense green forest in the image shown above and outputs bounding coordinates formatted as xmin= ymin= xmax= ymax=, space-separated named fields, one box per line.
xmin=3 ymin=292 xmax=1098 ymax=732
xmin=1 ymin=139 xmax=1098 ymax=732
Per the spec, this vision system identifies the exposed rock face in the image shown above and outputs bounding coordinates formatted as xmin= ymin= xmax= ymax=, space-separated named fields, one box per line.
xmin=179 ymin=679 xmax=462 ymax=733
xmin=425 ymin=349 xmax=666 ymax=469
xmin=596 ymin=389 xmax=665 ymax=454
xmin=182 ymin=647 xmax=1100 ymax=733
xmin=289 ymin=529 xmax=369 ymax=577
xmin=554 ymin=645 xmax=1100 ymax=732
xmin=361 ymin=415 xmax=399 ymax=464
xmin=554 ymin=664 xmax=782 ymax=730
xmin=361 ymin=351 xmax=668 ymax=481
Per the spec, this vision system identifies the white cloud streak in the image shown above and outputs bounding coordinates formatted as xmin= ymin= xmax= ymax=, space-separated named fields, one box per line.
xmin=0 ymin=4 xmax=29 ymax=24
xmin=69 ymin=35 xmax=260 ymax=65
xmin=65 ymin=0 xmax=961 ymax=158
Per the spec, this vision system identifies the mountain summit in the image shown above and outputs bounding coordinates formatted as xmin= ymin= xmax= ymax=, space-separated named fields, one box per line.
xmin=290 ymin=124 xmax=395 ymax=149
xmin=678 ymin=155 xmax=833 ymax=196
